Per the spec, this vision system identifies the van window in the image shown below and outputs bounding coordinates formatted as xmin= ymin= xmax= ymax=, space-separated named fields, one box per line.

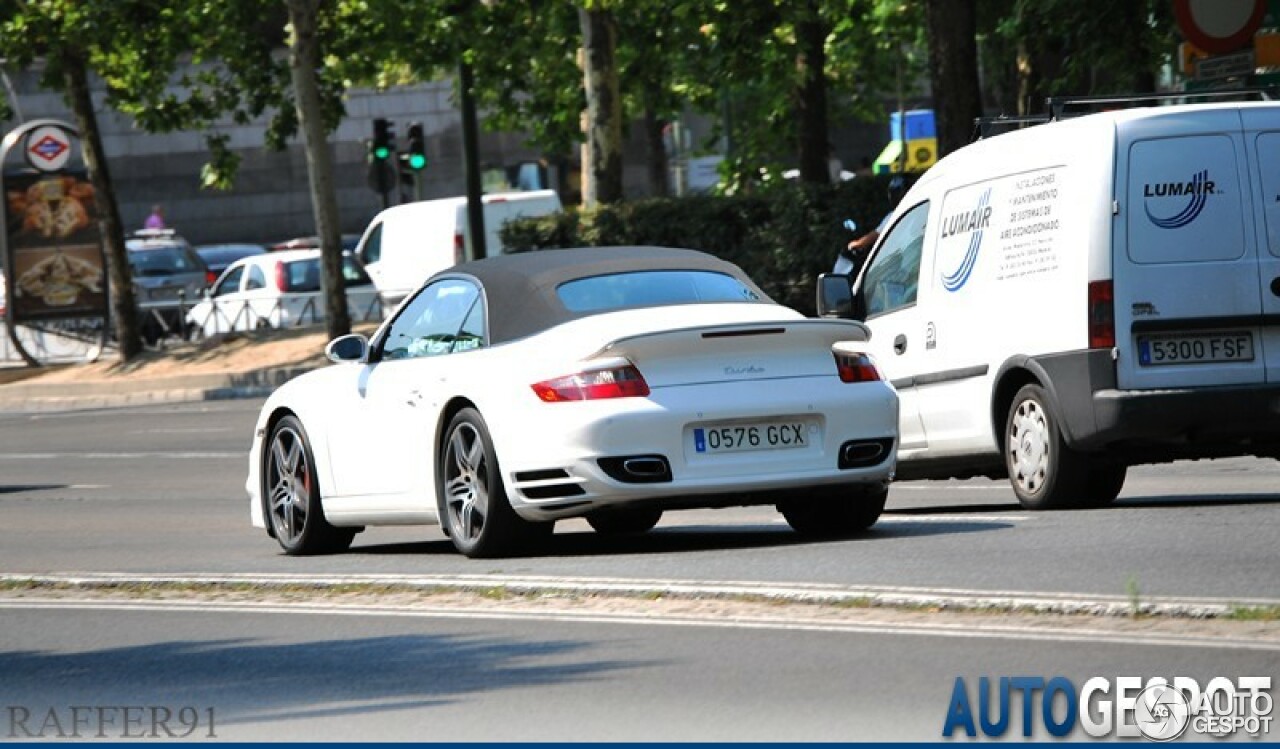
xmin=380 ymin=279 xmax=481 ymax=361
xmin=213 ymin=265 xmax=244 ymax=297
xmin=360 ymin=223 xmax=383 ymax=265
xmin=245 ymin=265 xmax=266 ymax=291
xmin=1126 ymin=136 xmax=1244 ymax=264
xmin=862 ymin=201 xmax=928 ymax=318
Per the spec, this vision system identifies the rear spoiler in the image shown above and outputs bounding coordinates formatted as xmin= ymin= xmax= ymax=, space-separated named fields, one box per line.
xmin=587 ymin=319 xmax=871 ymax=361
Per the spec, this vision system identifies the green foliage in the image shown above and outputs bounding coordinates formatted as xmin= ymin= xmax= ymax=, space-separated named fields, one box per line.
xmin=502 ymin=175 xmax=908 ymax=314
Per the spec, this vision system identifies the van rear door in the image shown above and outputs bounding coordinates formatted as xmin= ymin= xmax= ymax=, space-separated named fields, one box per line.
xmin=1241 ymin=106 xmax=1280 ymax=384
xmin=1114 ymin=109 xmax=1266 ymax=390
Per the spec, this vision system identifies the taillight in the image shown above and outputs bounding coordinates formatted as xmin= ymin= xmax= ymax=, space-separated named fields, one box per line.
xmin=532 ymin=363 xmax=650 ymax=402
xmin=205 ymin=270 xmax=218 ymax=285
xmin=1088 ymin=280 xmax=1114 ymax=349
xmin=274 ymin=261 xmax=288 ymax=292
xmin=454 ymin=233 xmax=465 ymax=264
xmin=835 ymin=351 xmax=881 ymax=383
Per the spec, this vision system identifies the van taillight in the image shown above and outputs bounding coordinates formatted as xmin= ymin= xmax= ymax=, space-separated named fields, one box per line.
xmin=532 ymin=364 xmax=650 ymax=402
xmin=454 ymin=233 xmax=465 ymax=264
xmin=1088 ymin=280 xmax=1114 ymax=349
xmin=205 ymin=270 xmax=217 ymax=286
xmin=274 ymin=261 xmax=288 ymax=293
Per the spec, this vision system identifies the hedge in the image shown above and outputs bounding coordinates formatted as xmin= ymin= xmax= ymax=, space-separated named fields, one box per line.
xmin=500 ymin=174 xmax=912 ymax=316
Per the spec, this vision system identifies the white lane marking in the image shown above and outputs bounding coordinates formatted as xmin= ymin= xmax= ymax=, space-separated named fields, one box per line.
xmin=881 ymin=514 xmax=1032 ymax=522
xmin=0 ymin=597 xmax=1273 ymax=652
xmin=143 ymin=428 xmax=232 ymax=434
xmin=0 ymin=452 xmax=241 ymax=460
xmin=892 ymin=484 xmax=1009 ymax=491
xmin=67 ymin=484 xmax=109 ymax=490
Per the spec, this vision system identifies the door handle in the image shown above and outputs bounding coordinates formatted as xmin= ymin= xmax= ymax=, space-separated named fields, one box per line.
xmin=1271 ymin=277 xmax=1280 ymax=297
xmin=893 ymin=334 xmax=907 ymax=355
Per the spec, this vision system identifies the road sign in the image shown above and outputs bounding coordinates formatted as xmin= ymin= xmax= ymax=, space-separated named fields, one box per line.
xmin=1174 ymin=0 xmax=1266 ymax=55
xmin=24 ymin=125 xmax=74 ymax=172
xmin=1195 ymin=48 xmax=1257 ymax=80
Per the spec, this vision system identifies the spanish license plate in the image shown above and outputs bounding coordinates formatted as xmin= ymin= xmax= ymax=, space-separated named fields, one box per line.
xmin=693 ymin=421 xmax=808 ymax=454
xmin=1137 ymin=331 xmax=1254 ymax=366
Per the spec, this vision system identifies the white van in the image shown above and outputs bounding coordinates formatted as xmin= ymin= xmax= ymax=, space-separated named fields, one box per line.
xmin=818 ymin=100 xmax=1280 ymax=509
xmin=354 ymin=189 xmax=561 ymax=308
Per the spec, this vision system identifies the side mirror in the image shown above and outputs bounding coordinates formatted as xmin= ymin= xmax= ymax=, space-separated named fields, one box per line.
xmin=816 ymin=273 xmax=854 ymax=319
xmin=325 ymin=333 xmax=368 ymax=363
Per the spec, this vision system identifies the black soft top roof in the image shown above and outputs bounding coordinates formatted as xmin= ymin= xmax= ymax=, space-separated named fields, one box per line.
xmin=430 ymin=246 xmax=771 ymax=344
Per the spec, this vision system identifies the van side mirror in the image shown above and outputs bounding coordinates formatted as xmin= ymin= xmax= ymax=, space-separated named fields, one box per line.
xmin=325 ymin=333 xmax=368 ymax=363
xmin=816 ymin=274 xmax=854 ymax=319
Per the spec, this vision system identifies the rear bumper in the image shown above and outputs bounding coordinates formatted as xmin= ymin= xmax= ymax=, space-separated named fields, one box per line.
xmin=1034 ymin=349 xmax=1280 ymax=456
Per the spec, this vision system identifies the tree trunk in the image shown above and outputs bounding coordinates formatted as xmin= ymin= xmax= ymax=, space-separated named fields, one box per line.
xmin=286 ymin=0 xmax=349 ymax=339
xmin=642 ymin=105 xmax=668 ymax=198
xmin=925 ymin=0 xmax=983 ymax=156
xmin=63 ymin=53 xmax=142 ymax=361
xmin=795 ymin=0 xmax=829 ymax=184
xmin=578 ymin=6 xmax=623 ymax=207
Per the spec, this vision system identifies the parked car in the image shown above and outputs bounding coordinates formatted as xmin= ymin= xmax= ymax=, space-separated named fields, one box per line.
xmin=268 ymin=234 xmax=361 ymax=253
xmin=195 ymin=243 xmax=267 ymax=276
xmin=246 ymin=246 xmax=899 ymax=558
xmin=353 ymin=189 xmax=562 ymax=309
xmin=186 ymin=249 xmax=380 ymax=338
xmin=126 ymin=229 xmax=211 ymax=341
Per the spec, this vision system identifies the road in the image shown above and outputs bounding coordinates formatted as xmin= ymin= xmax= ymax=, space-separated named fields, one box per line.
xmin=0 ymin=601 xmax=1274 ymax=741
xmin=0 ymin=398 xmax=1277 ymax=601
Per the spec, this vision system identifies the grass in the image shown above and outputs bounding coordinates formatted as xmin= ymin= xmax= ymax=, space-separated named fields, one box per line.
xmin=1227 ymin=605 xmax=1280 ymax=622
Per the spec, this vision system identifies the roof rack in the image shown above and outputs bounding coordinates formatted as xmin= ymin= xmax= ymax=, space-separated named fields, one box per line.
xmin=1046 ymin=88 xmax=1275 ymax=119
xmin=972 ymin=114 xmax=1052 ymax=141
xmin=972 ymin=88 xmax=1277 ymax=141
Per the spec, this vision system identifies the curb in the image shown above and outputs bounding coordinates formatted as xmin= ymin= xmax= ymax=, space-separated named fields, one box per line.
xmin=3 ymin=572 xmax=1276 ymax=620
xmin=0 ymin=365 xmax=317 ymax=413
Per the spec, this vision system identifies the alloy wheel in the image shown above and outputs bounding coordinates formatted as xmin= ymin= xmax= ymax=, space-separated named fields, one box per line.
xmin=444 ymin=422 xmax=489 ymax=544
xmin=267 ymin=425 xmax=311 ymax=546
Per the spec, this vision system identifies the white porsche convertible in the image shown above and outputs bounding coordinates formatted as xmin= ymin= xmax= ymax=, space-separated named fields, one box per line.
xmin=247 ymin=247 xmax=899 ymax=558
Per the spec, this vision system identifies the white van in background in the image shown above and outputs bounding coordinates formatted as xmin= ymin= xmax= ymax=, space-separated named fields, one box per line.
xmin=818 ymin=98 xmax=1280 ymax=510
xmin=355 ymin=189 xmax=562 ymax=308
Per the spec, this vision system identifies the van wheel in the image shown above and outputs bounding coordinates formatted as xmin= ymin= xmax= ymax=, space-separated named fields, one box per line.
xmin=1004 ymin=385 xmax=1089 ymax=509
xmin=1084 ymin=462 xmax=1127 ymax=507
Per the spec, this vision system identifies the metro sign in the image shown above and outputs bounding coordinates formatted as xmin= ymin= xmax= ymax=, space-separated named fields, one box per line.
xmin=24 ymin=125 xmax=73 ymax=171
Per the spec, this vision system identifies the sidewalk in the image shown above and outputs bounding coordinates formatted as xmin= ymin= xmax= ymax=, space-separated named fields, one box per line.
xmin=0 ymin=326 xmax=350 ymax=413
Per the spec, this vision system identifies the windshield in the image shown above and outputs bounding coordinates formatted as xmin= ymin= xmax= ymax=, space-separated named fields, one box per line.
xmin=556 ymin=270 xmax=761 ymax=313
xmin=127 ymin=245 xmax=203 ymax=277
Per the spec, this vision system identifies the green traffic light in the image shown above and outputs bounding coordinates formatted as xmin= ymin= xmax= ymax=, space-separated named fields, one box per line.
xmin=374 ymin=146 xmax=390 ymax=160
xmin=408 ymin=153 xmax=427 ymax=170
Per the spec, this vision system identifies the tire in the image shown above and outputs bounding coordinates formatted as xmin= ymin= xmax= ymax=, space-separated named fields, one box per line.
xmin=779 ymin=484 xmax=887 ymax=536
xmin=1084 ymin=461 xmax=1127 ymax=507
xmin=438 ymin=408 xmax=548 ymax=558
xmin=586 ymin=508 xmax=663 ymax=535
xmin=1004 ymin=384 xmax=1094 ymax=509
xmin=264 ymin=415 xmax=355 ymax=555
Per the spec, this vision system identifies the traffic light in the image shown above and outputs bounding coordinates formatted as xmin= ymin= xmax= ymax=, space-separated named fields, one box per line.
xmin=406 ymin=122 xmax=427 ymax=170
xmin=372 ymin=118 xmax=393 ymax=162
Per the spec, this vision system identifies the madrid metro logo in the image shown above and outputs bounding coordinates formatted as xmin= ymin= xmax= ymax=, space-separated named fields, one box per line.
xmin=1143 ymin=169 xmax=1214 ymax=229
xmin=939 ymin=188 xmax=992 ymax=292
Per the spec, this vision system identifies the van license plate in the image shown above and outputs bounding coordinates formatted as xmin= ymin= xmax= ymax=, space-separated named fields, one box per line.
xmin=1137 ymin=332 xmax=1254 ymax=366
xmin=693 ymin=422 xmax=808 ymax=454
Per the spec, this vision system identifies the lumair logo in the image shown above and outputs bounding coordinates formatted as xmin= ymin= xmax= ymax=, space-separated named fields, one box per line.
xmin=1143 ymin=169 xmax=1216 ymax=229
xmin=940 ymin=188 xmax=992 ymax=292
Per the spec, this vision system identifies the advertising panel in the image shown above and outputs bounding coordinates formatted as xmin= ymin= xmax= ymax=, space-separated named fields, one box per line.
xmin=3 ymin=171 xmax=108 ymax=322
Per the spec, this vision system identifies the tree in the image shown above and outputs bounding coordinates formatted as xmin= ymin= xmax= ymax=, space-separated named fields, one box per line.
xmin=0 ymin=2 xmax=150 ymax=360
xmin=579 ymin=3 xmax=624 ymax=206
xmin=924 ymin=0 xmax=982 ymax=157
xmin=285 ymin=0 xmax=349 ymax=339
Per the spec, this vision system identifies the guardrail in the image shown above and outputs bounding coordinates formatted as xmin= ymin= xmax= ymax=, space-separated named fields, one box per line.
xmin=178 ymin=291 xmax=386 ymax=344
